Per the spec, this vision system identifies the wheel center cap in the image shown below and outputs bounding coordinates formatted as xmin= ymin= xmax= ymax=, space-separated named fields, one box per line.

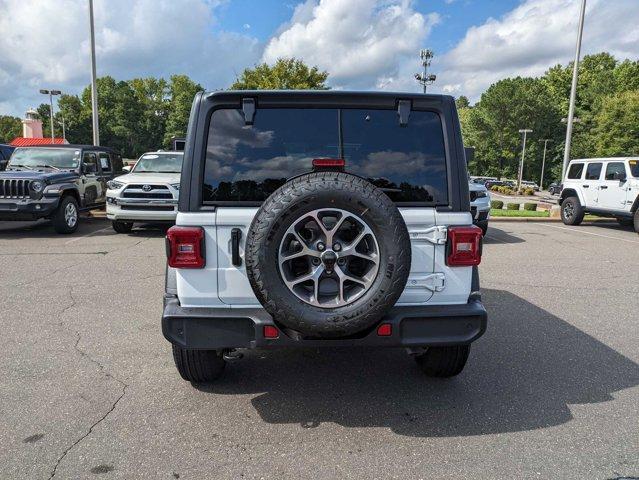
xmin=321 ymin=250 xmax=337 ymax=271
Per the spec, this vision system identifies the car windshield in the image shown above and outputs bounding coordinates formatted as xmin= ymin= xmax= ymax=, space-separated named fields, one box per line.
xmin=8 ymin=147 xmax=80 ymax=169
xmin=133 ymin=153 xmax=183 ymax=173
xmin=629 ymin=160 xmax=639 ymax=178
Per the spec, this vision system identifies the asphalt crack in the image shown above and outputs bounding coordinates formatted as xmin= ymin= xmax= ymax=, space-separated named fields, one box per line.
xmin=47 ymin=333 xmax=129 ymax=479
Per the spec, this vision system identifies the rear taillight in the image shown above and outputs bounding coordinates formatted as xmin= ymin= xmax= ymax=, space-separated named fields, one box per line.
xmin=446 ymin=226 xmax=482 ymax=266
xmin=166 ymin=226 xmax=205 ymax=268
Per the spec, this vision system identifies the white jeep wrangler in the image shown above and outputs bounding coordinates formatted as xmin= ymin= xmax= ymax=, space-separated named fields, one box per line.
xmin=560 ymin=157 xmax=639 ymax=231
xmin=163 ymin=91 xmax=487 ymax=383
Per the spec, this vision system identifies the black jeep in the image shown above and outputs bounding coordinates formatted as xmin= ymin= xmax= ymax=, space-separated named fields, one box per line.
xmin=0 ymin=145 xmax=123 ymax=233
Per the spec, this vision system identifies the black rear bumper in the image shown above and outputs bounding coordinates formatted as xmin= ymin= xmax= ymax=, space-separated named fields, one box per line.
xmin=162 ymin=296 xmax=487 ymax=350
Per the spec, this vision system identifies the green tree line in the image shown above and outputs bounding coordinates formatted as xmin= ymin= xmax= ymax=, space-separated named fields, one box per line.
xmin=459 ymin=52 xmax=639 ymax=184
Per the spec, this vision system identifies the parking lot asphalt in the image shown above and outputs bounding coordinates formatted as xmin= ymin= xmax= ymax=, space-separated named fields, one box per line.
xmin=1 ymin=218 xmax=638 ymax=479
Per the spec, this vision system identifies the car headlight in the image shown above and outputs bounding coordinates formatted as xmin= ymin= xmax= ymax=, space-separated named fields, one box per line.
xmin=170 ymin=183 xmax=180 ymax=191
xmin=475 ymin=191 xmax=487 ymax=198
xmin=30 ymin=180 xmax=44 ymax=193
xmin=107 ymin=180 xmax=124 ymax=190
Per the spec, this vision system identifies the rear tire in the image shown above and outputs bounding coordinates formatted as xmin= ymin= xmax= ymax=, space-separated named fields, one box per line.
xmin=415 ymin=345 xmax=470 ymax=377
xmin=476 ymin=220 xmax=488 ymax=236
xmin=560 ymin=196 xmax=584 ymax=226
xmin=52 ymin=195 xmax=80 ymax=234
xmin=634 ymin=209 xmax=639 ymax=233
xmin=112 ymin=220 xmax=133 ymax=233
xmin=172 ymin=345 xmax=226 ymax=383
xmin=617 ymin=217 xmax=633 ymax=227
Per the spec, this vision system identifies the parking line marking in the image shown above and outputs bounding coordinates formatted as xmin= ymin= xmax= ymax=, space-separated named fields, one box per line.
xmin=538 ymin=224 xmax=639 ymax=244
xmin=65 ymin=226 xmax=113 ymax=245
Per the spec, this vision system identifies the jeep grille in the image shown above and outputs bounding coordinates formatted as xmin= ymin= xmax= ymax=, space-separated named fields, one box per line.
xmin=0 ymin=179 xmax=31 ymax=198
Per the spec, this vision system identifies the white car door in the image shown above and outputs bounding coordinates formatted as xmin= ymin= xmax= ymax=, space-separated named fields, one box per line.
xmin=598 ymin=161 xmax=629 ymax=211
xmin=582 ymin=162 xmax=603 ymax=207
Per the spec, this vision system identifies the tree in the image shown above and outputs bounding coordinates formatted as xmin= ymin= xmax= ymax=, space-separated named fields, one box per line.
xmin=594 ymin=90 xmax=639 ymax=156
xmin=0 ymin=115 xmax=22 ymax=143
xmin=130 ymin=77 xmax=170 ymax=152
xmin=163 ymin=75 xmax=203 ymax=148
xmin=455 ymin=96 xmax=470 ymax=109
xmin=230 ymin=58 xmax=329 ymax=90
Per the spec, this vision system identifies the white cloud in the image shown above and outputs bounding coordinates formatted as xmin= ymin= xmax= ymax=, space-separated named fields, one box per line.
xmin=263 ymin=0 xmax=440 ymax=89
xmin=0 ymin=0 xmax=261 ymax=116
xmin=434 ymin=0 xmax=639 ymax=100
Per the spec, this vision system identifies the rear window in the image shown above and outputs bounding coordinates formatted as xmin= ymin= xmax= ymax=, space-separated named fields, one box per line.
xmin=567 ymin=163 xmax=584 ymax=179
xmin=628 ymin=160 xmax=638 ymax=178
xmin=203 ymin=108 xmax=448 ymax=204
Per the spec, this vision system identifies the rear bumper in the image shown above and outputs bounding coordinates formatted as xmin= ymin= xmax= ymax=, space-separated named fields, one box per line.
xmin=162 ymin=296 xmax=487 ymax=350
xmin=0 ymin=197 xmax=59 ymax=221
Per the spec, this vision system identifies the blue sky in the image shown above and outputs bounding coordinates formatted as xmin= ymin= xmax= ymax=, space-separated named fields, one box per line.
xmin=1 ymin=0 xmax=637 ymax=117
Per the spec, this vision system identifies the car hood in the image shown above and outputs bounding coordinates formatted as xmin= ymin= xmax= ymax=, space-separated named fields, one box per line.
xmin=116 ymin=172 xmax=181 ymax=184
xmin=0 ymin=169 xmax=79 ymax=183
xmin=468 ymin=182 xmax=488 ymax=193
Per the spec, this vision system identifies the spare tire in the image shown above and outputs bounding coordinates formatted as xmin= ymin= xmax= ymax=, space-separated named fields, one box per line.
xmin=245 ymin=171 xmax=411 ymax=338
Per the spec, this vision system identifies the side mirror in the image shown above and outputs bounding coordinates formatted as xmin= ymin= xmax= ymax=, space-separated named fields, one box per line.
xmin=122 ymin=165 xmax=132 ymax=173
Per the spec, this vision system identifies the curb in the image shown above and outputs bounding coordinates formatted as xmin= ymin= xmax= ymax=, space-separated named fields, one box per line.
xmin=490 ymin=217 xmax=615 ymax=223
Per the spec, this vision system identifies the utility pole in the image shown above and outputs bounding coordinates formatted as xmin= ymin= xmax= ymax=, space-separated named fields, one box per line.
xmin=88 ymin=0 xmax=100 ymax=145
xmin=562 ymin=0 xmax=586 ymax=179
xmin=518 ymin=129 xmax=533 ymax=192
xmin=539 ymin=139 xmax=551 ymax=190
xmin=58 ymin=115 xmax=67 ymax=143
xmin=39 ymin=89 xmax=61 ymax=141
xmin=415 ymin=49 xmax=436 ymax=93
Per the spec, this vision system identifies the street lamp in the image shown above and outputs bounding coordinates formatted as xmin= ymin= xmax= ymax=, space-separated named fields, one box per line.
xmin=88 ymin=0 xmax=100 ymax=145
xmin=518 ymin=129 xmax=533 ymax=192
xmin=539 ymin=139 xmax=551 ymax=190
xmin=561 ymin=0 xmax=587 ymax=179
xmin=39 ymin=89 xmax=61 ymax=141
xmin=58 ymin=115 xmax=67 ymax=143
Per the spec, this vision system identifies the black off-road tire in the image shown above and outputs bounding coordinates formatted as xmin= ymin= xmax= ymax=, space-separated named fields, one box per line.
xmin=560 ymin=196 xmax=584 ymax=226
xmin=634 ymin=209 xmax=639 ymax=233
xmin=112 ymin=220 xmax=133 ymax=233
xmin=245 ymin=171 xmax=411 ymax=338
xmin=415 ymin=345 xmax=470 ymax=378
xmin=616 ymin=217 xmax=633 ymax=227
xmin=172 ymin=345 xmax=226 ymax=383
xmin=52 ymin=195 xmax=80 ymax=234
xmin=476 ymin=220 xmax=488 ymax=236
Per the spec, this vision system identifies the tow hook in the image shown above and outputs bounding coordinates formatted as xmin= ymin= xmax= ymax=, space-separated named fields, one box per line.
xmin=223 ymin=349 xmax=244 ymax=362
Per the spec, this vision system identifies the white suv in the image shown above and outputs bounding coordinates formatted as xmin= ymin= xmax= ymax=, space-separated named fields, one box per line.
xmin=560 ymin=157 xmax=639 ymax=232
xmin=106 ymin=151 xmax=183 ymax=233
xmin=163 ymin=91 xmax=487 ymax=383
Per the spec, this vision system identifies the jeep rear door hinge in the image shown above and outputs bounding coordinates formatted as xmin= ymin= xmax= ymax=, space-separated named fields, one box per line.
xmin=406 ymin=273 xmax=446 ymax=292
xmin=242 ymin=98 xmax=256 ymax=125
xmin=409 ymin=225 xmax=447 ymax=244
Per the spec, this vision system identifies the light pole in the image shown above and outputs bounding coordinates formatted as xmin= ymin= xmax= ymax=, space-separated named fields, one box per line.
xmin=415 ymin=49 xmax=436 ymax=93
xmin=539 ymin=139 xmax=551 ymax=190
xmin=518 ymin=129 xmax=533 ymax=192
xmin=88 ymin=0 xmax=100 ymax=145
xmin=39 ymin=89 xmax=61 ymax=141
xmin=58 ymin=115 xmax=67 ymax=143
xmin=562 ymin=0 xmax=587 ymax=180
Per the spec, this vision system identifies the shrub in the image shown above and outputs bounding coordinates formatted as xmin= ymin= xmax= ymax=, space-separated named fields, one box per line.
xmin=491 ymin=200 xmax=504 ymax=209
xmin=523 ymin=202 xmax=537 ymax=211
xmin=490 ymin=185 xmax=500 ymax=192
xmin=506 ymin=203 xmax=520 ymax=210
xmin=518 ymin=187 xmax=535 ymax=196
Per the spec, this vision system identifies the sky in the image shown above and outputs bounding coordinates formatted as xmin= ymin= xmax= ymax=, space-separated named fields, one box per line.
xmin=0 ymin=0 xmax=638 ymax=117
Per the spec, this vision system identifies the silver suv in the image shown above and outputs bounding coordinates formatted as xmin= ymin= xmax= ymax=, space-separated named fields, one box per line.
xmin=163 ymin=91 xmax=487 ymax=383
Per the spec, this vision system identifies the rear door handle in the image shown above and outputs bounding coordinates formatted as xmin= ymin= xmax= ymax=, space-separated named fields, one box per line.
xmin=600 ymin=185 xmax=608 ymax=189
xmin=582 ymin=185 xmax=589 ymax=188
xmin=231 ymin=228 xmax=242 ymax=267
